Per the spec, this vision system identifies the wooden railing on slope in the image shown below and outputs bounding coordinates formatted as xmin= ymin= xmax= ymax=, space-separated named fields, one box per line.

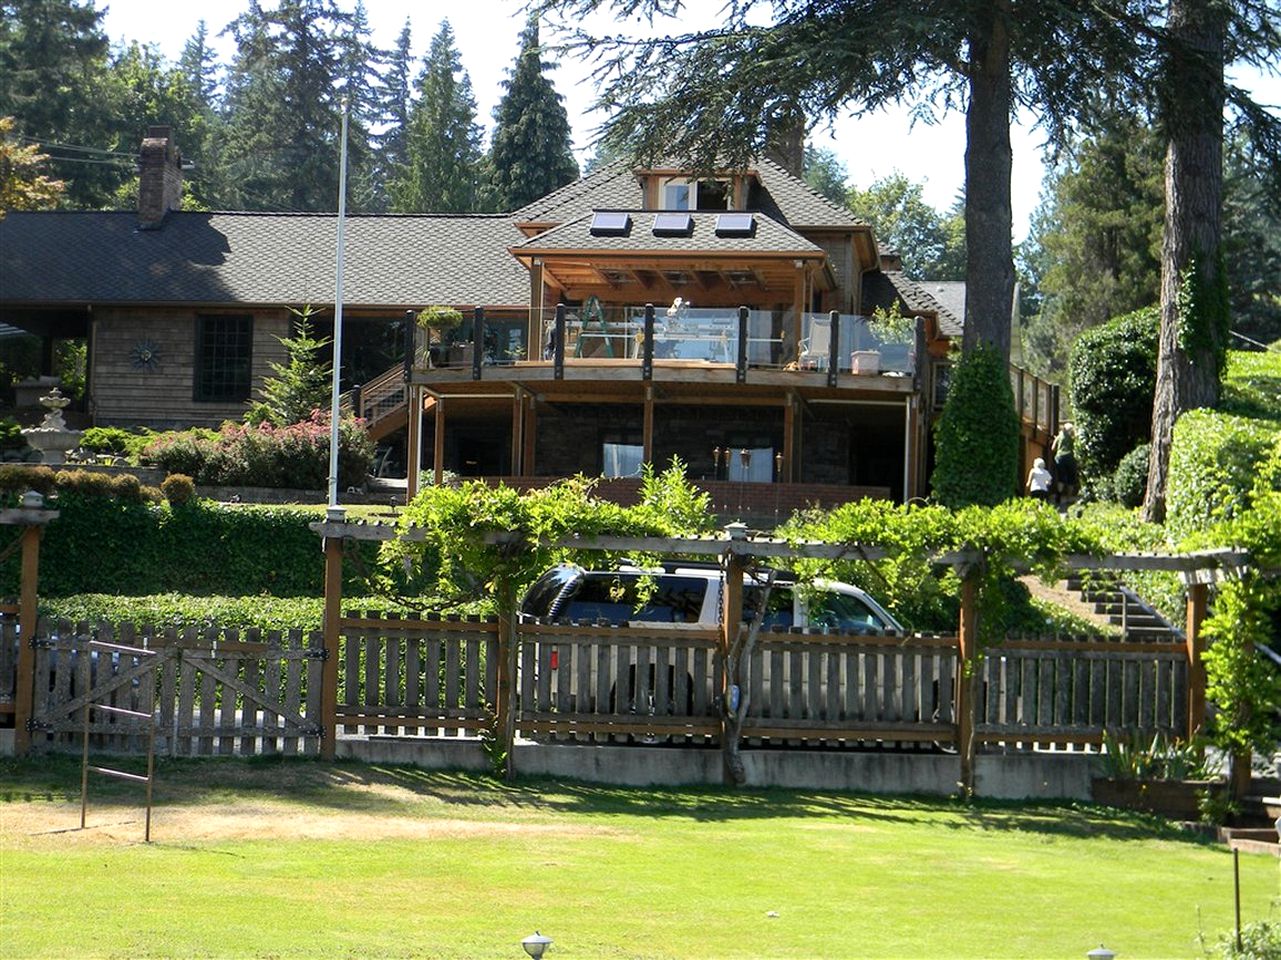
xmin=344 ymin=364 xmax=409 ymax=441
xmin=1009 ymin=364 xmax=1064 ymax=442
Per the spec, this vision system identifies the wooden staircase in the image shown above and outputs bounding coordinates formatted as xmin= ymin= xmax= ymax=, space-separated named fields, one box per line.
xmin=344 ymin=364 xmax=411 ymax=442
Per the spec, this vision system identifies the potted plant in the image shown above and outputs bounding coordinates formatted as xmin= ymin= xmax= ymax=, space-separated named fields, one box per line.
xmin=860 ymin=303 xmax=915 ymax=375
xmin=1091 ymin=729 xmax=1226 ymax=820
xmin=415 ymin=306 xmax=465 ymax=367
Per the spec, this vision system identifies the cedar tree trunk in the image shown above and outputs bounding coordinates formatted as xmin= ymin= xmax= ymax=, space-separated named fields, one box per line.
xmin=1143 ymin=0 xmax=1226 ymax=524
xmin=962 ymin=2 xmax=1015 ymax=361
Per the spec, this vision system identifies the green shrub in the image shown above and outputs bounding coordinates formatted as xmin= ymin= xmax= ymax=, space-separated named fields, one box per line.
xmin=1068 ymin=307 xmax=1158 ymax=481
xmin=161 ymin=473 xmax=196 ymax=505
xmin=1209 ymin=919 xmax=1281 ymax=959
xmin=0 ymin=492 xmax=377 ymax=598
xmin=79 ymin=427 xmax=136 ymax=456
xmin=1167 ymin=409 xmax=1280 ymax=541
xmin=0 ymin=417 xmax=26 ymax=451
xmin=1111 ymin=443 xmax=1150 ymax=508
xmin=143 ymin=414 xmax=372 ymax=490
xmin=930 ymin=344 xmax=1019 ymax=507
xmin=0 ymin=465 xmax=55 ymax=495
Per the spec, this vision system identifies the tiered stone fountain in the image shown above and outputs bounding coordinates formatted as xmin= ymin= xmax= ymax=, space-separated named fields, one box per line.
xmin=21 ymin=387 xmax=82 ymax=465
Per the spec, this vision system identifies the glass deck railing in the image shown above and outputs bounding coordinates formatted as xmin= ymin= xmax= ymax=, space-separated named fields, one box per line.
xmin=418 ymin=306 xmax=917 ymax=378
xmin=797 ymin=312 xmax=916 ymax=376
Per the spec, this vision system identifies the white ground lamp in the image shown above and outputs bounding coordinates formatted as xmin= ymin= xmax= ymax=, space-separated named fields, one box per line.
xmin=521 ymin=932 xmax=553 ymax=958
xmin=1087 ymin=946 xmax=1115 ymax=960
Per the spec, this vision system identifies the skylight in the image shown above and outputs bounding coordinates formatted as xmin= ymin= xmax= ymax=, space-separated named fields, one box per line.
xmin=590 ymin=211 xmax=631 ymax=236
xmin=652 ymin=212 xmax=694 ymax=237
xmin=715 ymin=213 xmax=755 ymax=237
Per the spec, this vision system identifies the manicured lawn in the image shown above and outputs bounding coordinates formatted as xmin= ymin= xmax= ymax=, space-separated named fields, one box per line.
xmin=1 ymin=756 xmax=1274 ymax=959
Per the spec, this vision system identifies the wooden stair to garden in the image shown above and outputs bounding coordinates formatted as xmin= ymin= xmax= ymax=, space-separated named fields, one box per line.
xmin=342 ymin=364 xmax=411 ymax=442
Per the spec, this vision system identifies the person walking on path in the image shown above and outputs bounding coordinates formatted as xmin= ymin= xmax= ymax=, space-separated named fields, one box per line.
xmin=1052 ymin=423 xmax=1078 ymax=502
xmin=1026 ymin=457 xmax=1052 ymax=502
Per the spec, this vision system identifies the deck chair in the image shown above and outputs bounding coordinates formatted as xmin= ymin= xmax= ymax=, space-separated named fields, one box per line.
xmin=797 ymin=316 xmax=831 ymax=370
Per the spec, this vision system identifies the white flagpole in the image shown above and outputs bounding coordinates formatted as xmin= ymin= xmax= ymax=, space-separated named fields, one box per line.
xmin=327 ymin=98 xmax=350 ymax=518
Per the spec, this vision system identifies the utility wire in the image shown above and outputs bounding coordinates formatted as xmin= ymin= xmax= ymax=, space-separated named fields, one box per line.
xmin=16 ymin=134 xmax=137 ymax=158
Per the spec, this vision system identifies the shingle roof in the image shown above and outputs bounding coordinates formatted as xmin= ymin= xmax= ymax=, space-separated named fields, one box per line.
xmin=861 ymin=271 xmax=964 ymax=337
xmin=511 ymin=210 xmax=823 ymax=256
xmin=510 ymin=156 xmax=864 ymax=232
xmin=751 ymin=157 xmax=866 ymax=230
xmin=920 ymin=281 xmax=966 ymax=337
xmin=511 ymin=161 xmax=642 ymax=223
xmin=0 ymin=211 xmax=531 ymax=308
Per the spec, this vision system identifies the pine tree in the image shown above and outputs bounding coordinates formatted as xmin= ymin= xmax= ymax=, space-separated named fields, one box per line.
xmin=178 ymin=20 xmax=219 ymax=109
xmin=389 ymin=20 xmax=486 ymax=213
xmin=488 ymin=17 xmax=578 ymax=212
xmin=247 ymin=306 xmax=333 ymax=426
xmin=220 ymin=0 xmax=356 ymax=211
xmin=375 ymin=20 xmax=415 ymax=180
xmin=0 ymin=0 xmax=114 ymax=207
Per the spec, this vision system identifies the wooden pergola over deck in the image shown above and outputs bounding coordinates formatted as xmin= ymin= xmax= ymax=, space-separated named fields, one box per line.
xmin=510 ymin=209 xmax=837 ymax=352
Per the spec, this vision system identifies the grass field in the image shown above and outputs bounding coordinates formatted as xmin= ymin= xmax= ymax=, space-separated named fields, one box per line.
xmin=2 ymin=756 xmax=1278 ymax=959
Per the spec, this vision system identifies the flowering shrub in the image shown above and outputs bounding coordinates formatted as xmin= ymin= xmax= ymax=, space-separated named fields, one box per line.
xmin=143 ymin=411 xmax=372 ymax=490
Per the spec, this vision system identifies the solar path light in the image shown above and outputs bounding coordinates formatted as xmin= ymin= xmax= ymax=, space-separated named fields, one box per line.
xmin=521 ymin=932 xmax=553 ymax=958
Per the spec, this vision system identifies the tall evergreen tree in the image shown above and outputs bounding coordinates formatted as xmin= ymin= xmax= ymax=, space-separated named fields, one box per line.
xmin=337 ymin=0 xmax=380 ymax=210
xmin=178 ymin=20 xmax=219 ymax=109
xmin=0 ymin=0 xmax=114 ymax=207
xmin=802 ymin=145 xmax=848 ymax=206
xmin=1020 ymin=102 xmax=1165 ymax=375
xmin=489 ymin=17 xmax=578 ymax=211
xmin=220 ymin=0 xmax=356 ymax=211
xmin=375 ymin=20 xmax=415 ymax=180
xmin=389 ymin=21 xmax=486 ymax=213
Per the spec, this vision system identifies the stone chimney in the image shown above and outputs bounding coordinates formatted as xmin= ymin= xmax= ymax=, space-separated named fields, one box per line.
xmin=879 ymin=252 xmax=903 ymax=272
xmin=138 ymin=126 xmax=182 ymax=229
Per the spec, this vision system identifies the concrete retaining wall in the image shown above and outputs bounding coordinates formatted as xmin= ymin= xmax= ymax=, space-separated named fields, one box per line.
xmin=339 ymin=736 xmax=1098 ymax=800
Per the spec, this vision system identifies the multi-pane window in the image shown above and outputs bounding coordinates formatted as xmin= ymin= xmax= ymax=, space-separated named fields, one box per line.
xmin=194 ymin=315 xmax=253 ymax=402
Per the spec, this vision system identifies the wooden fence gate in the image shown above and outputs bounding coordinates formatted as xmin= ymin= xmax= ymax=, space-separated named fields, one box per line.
xmin=28 ymin=621 xmax=324 ymax=757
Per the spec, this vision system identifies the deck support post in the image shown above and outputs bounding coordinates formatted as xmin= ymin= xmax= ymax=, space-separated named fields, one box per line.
xmin=553 ymin=303 xmax=566 ymax=380
xmin=433 ymin=396 xmax=445 ymax=486
xmin=511 ymin=387 xmax=524 ymax=477
xmin=826 ymin=310 xmax=840 ymax=388
xmin=472 ymin=307 xmax=484 ymax=381
xmin=642 ymin=385 xmax=655 ymax=468
xmin=736 ymin=305 xmax=749 ymax=384
xmin=642 ymin=303 xmax=654 ymax=381
xmin=406 ymin=387 xmax=422 ymax=502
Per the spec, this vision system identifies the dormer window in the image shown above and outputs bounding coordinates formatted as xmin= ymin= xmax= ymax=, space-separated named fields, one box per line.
xmin=661 ymin=177 xmax=732 ymax=211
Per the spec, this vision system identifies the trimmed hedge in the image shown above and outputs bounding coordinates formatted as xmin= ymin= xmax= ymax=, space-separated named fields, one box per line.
xmin=1068 ymin=307 xmax=1159 ymax=481
xmin=930 ymin=344 xmax=1020 ymax=507
xmin=1112 ymin=443 xmax=1150 ymax=509
xmin=0 ymin=468 xmax=375 ymax=597
xmin=1167 ymin=408 xmax=1281 ymax=541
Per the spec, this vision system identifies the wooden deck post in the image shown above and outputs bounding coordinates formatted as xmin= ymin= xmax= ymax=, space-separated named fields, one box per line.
xmin=782 ymin=394 xmax=795 ymax=483
xmin=320 ymin=530 xmax=344 ymax=761
xmin=956 ymin=571 xmax=979 ymax=795
xmin=826 ymin=310 xmax=840 ymax=388
xmin=1185 ymin=582 xmax=1208 ymax=741
xmin=510 ymin=387 xmax=524 ymax=477
xmin=433 ymin=396 xmax=445 ymax=486
xmin=553 ymin=303 xmax=566 ymax=380
xmin=472 ymin=307 xmax=484 ymax=381
xmin=736 ymin=305 xmax=749 ymax=384
xmin=405 ymin=387 xmax=421 ymax=501
xmin=13 ymin=524 xmax=42 ymax=756
xmin=642 ymin=385 xmax=655 ymax=468
xmin=641 ymin=303 xmax=654 ymax=381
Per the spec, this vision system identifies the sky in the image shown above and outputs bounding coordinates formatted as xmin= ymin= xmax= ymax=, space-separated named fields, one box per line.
xmin=97 ymin=0 xmax=1281 ymax=242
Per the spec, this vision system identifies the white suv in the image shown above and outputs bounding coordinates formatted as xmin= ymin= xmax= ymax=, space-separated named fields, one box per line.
xmin=520 ymin=562 xmax=904 ymax=634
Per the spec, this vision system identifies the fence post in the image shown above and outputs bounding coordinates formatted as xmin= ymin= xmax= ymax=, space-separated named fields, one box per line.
xmin=1185 ymin=582 xmax=1208 ymax=740
xmin=720 ymin=533 xmax=746 ymax=784
xmin=13 ymin=523 xmax=43 ymax=756
xmin=320 ymin=527 xmax=344 ymax=761
xmin=496 ymin=580 xmax=517 ymax=780
xmin=956 ymin=570 xmax=979 ymax=795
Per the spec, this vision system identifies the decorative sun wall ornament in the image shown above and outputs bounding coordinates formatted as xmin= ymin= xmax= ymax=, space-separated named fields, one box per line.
xmin=130 ymin=338 xmax=161 ymax=371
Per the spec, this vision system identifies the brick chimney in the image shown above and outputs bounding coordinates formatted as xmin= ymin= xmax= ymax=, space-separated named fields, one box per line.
xmin=138 ymin=126 xmax=182 ymax=229
xmin=879 ymin=252 xmax=903 ymax=272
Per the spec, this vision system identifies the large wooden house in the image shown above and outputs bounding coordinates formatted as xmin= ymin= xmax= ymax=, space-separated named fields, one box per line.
xmin=0 ymin=128 xmax=1059 ymax=511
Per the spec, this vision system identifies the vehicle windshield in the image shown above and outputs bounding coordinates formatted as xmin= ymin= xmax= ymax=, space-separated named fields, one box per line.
xmin=807 ymin=592 xmax=888 ymax=633
xmin=559 ymin=574 xmax=708 ymax=624
xmin=742 ymin=586 xmax=795 ymax=629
